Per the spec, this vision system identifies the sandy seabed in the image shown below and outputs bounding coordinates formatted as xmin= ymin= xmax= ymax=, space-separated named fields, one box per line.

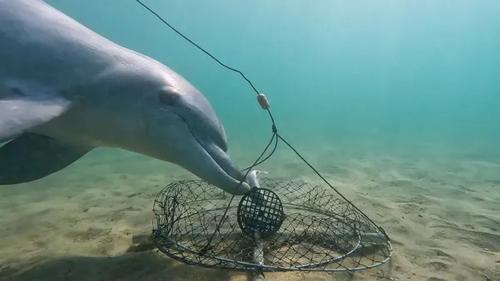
xmin=0 ymin=146 xmax=499 ymax=281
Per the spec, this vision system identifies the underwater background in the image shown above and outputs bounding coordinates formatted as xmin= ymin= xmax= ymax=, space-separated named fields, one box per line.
xmin=46 ymin=0 xmax=500 ymax=156
xmin=1 ymin=1 xmax=499 ymax=281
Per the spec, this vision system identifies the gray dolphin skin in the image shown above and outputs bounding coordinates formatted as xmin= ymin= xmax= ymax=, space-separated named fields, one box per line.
xmin=0 ymin=0 xmax=250 ymax=194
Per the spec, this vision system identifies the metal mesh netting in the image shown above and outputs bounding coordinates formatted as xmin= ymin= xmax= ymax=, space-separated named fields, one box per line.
xmin=137 ymin=0 xmax=392 ymax=274
xmin=152 ymin=177 xmax=392 ymax=272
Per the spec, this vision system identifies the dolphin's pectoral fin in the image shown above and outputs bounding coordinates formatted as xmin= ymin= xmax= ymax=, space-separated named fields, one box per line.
xmin=0 ymin=83 xmax=71 ymax=142
xmin=0 ymin=134 xmax=91 ymax=185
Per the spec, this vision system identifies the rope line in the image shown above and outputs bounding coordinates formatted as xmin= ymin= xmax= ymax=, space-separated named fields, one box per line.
xmin=135 ymin=0 xmax=260 ymax=95
xmin=134 ymin=0 xmax=390 ymax=254
xmin=202 ymin=129 xmax=278 ymax=252
xmin=276 ymin=133 xmax=389 ymax=239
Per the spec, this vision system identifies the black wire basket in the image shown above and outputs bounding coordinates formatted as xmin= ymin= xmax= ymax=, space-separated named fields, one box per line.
xmin=152 ymin=177 xmax=392 ymax=273
xmin=137 ymin=0 xmax=391 ymax=275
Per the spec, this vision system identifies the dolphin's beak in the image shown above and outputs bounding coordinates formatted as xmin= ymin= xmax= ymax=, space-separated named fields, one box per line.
xmin=203 ymin=142 xmax=249 ymax=185
xmin=188 ymin=137 xmax=251 ymax=195
xmin=150 ymin=82 xmax=250 ymax=194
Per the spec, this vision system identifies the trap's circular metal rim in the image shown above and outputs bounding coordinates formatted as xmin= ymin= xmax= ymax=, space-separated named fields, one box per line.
xmin=152 ymin=179 xmax=393 ymax=272
xmin=153 ymin=212 xmax=365 ymax=272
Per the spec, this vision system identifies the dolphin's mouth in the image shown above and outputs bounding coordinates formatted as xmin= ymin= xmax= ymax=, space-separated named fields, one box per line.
xmin=204 ymin=142 xmax=244 ymax=180
xmin=190 ymin=132 xmax=250 ymax=194
xmin=198 ymin=137 xmax=245 ymax=182
xmin=163 ymin=111 xmax=249 ymax=194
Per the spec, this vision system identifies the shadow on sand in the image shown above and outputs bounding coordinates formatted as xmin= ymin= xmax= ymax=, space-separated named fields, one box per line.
xmin=0 ymin=248 xmax=384 ymax=281
xmin=0 ymin=251 xmax=242 ymax=281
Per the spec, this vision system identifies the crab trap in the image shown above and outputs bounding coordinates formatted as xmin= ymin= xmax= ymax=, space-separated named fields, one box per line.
xmin=137 ymin=0 xmax=392 ymax=276
xmin=152 ymin=177 xmax=392 ymax=274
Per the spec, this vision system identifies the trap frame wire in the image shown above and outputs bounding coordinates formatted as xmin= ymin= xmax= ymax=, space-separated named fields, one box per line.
xmin=152 ymin=178 xmax=392 ymax=273
xmin=136 ymin=0 xmax=392 ymax=276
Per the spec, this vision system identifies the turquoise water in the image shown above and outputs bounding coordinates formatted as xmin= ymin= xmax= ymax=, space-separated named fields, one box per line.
xmin=48 ymin=0 xmax=500 ymax=161
xmin=2 ymin=1 xmax=500 ymax=280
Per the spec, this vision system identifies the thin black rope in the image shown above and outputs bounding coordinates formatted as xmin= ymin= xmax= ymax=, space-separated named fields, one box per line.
xmin=135 ymin=0 xmax=259 ymax=95
xmin=243 ymin=132 xmax=278 ymax=171
xmin=135 ymin=0 xmax=389 ymax=252
xmin=201 ymin=130 xmax=278 ymax=253
xmin=276 ymin=134 xmax=387 ymax=236
xmin=135 ymin=0 xmax=278 ymax=137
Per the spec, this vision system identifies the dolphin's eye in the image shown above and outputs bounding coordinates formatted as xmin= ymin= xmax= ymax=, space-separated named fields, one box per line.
xmin=158 ymin=87 xmax=181 ymax=106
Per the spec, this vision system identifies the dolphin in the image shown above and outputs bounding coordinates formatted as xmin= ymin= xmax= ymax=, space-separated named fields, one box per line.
xmin=0 ymin=0 xmax=250 ymax=194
